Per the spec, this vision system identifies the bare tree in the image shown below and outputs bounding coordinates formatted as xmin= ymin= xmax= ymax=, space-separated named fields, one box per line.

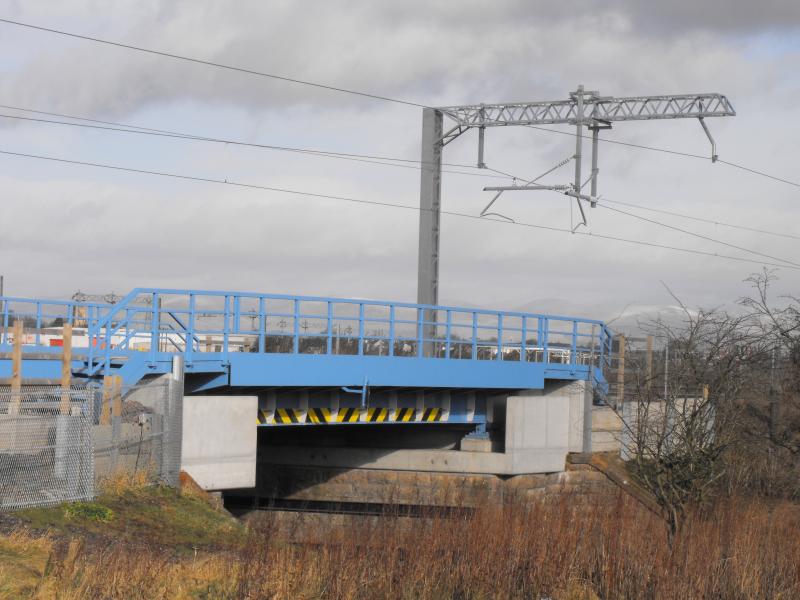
xmin=617 ymin=292 xmax=766 ymax=542
xmin=736 ymin=270 xmax=800 ymax=495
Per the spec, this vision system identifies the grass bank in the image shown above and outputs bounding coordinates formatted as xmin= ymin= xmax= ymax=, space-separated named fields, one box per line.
xmin=1 ymin=483 xmax=799 ymax=599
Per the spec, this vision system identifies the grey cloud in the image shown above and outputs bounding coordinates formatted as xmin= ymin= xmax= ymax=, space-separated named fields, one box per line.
xmin=0 ymin=1 xmax=797 ymax=317
xmin=1 ymin=0 xmax=780 ymax=118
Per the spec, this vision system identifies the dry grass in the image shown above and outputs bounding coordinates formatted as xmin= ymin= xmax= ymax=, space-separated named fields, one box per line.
xmin=5 ymin=492 xmax=800 ymax=599
xmin=97 ymin=467 xmax=153 ymax=496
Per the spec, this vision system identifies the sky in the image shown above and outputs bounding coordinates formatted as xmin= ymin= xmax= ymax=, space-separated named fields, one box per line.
xmin=0 ymin=0 xmax=798 ymax=325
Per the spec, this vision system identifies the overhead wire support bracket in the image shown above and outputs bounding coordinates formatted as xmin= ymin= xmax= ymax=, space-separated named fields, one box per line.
xmin=698 ymin=118 xmax=718 ymax=163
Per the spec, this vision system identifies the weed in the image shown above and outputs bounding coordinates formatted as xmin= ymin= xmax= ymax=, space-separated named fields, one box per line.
xmin=63 ymin=502 xmax=114 ymax=523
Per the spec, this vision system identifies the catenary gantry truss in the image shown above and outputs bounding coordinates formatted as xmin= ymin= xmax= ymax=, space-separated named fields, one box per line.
xmin=417 ymin=86 xmax=736 ymax=310
xmin=438 ymin=93 xmax=735 ymax=130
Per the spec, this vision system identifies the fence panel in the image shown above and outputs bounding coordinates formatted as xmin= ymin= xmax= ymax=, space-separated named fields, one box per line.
xmin=1 ymin=380 xmax=182 ymax=510
xmin=0 ymin=386 xmax=95 ymax=510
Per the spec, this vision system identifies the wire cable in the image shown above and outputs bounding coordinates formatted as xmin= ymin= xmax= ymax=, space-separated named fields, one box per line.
xmin=526 ymin=124 xmax=800 ymax=188
xmin=0 ymin=146 xmax=795 ymax=271
xmin=5 ymin=103 xmax=796 ymax=249
xmin=0 ymin=18 xmax=428 ymax=109
xmin=717 ymin=159 xmax=800 ymax=190
xmin=5 ymin=18 xmax=800 ymax=192
xmin=479 ymin=164 xmax=799 ymax=267
xmin=16 ymin=101 xmax=795 ymax=244
xmin=598 ymin=197 xmax=800 ymax=241
xmin=594 ymin=202 xmax=800 ymax=268
xmin=0 ymin=110 xmax=511 ymax=180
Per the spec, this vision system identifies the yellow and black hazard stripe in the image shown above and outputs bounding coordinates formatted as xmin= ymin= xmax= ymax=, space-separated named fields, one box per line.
xmin=274 ymin=408 xmax=303 ymax=424
xmin=306 ymin=408 xmax=332 ymax=424
xmin=394 ymin=407 xmax=416 ymax=422
xmin=366 ymin=407 xmax=390 ymax=422
xmin=336 ymin=407 xmax=362 ymax=423
xmin=256 ymin=409 xmax=274 ymax=425
xmin=421 ymin=408 xmax=443 ymax=422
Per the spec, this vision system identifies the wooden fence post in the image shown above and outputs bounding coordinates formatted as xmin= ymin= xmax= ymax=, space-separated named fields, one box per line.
xmin=9 ymin=320 xmax=23 ymax=415
xmin=59 ymin=323 xmax=73 ymax=415
xmin=100 ymin=376 xmax=112 ymax=425
xmin=112 ymin=375 xmax=122 ymax=420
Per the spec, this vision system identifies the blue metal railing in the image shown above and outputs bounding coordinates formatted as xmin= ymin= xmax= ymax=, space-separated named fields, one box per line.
xmin=0 ymin=288 xmax=613 ymax=387
xmin=80 ymin=287 xmax=613 ymax=377
xmin=0 ymin=296 xmax=109 ymax=346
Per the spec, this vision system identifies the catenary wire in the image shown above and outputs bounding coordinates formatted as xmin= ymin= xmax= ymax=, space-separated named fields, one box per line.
xmin=593 ymin=202 xmax=800 ymax=268
xmin=4 ymin=18 xmax=800 ymax=191
xmin=0 ymin=110 xmax=512 ymax=180
xmin=0 ymin=18 xmax=428 ymax=109
xmin=7 ymin=103 xmax=797 ymax=241
xmin=598 ymin=197 xmax=800 ymax=241
xmin=0 ymin=104 xmax=474 ymax=167
xmin=10 ymin=101 xmax=797 ymax=243
xmin=3 ymin=103 xmax=797 ymax=246
xmin=0 ymin=146 xmax=795 ymax=272
xmin=526 ymin=124 xmax=800 ymax=188
xmin=487 ymin=164 xmax=799 ymax=268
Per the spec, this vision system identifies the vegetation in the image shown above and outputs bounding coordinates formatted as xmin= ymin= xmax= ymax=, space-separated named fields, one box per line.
xmin=1 ymin=492 xmax=799 ymax=599
xmin=15 ymin=473 xmax=245 ymax=552
xmin=613 ymin=272 xmax=800 ymax=541
xmin=2 ymin=270 xmax=800 ymax=598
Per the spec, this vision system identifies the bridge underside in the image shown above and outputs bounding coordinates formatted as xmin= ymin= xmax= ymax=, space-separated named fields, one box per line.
xmin=0 ymin=347 xmax=596 ymax=431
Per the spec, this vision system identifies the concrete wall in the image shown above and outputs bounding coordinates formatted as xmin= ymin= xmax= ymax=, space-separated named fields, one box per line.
xmin=591 ymin=406 xmax=623 ymax=452
xmin=503 ymin=380 xmax=590 ymax=473
xmin=181 ymin=395 xmax=257 ymax=490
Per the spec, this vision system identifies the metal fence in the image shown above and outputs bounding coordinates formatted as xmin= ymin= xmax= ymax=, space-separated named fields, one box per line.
xmin=0 ymin=380 xmax=182 ymax=510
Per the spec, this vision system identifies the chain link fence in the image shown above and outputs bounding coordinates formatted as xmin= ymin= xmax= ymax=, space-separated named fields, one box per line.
xmin=0 ymin=379 xmax=182 ymax=510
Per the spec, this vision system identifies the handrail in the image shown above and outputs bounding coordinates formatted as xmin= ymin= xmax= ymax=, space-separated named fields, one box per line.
xmin=5 ymin=288 xmax=612 ymax=386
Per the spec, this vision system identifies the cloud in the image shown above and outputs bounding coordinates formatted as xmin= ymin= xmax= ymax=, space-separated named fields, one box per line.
xmin=0 ymin=0 xmax=797 ymax=316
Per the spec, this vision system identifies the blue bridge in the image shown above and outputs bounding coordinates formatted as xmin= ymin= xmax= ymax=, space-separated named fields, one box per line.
xmin=0 ymin=288 xmax=611 ymax=430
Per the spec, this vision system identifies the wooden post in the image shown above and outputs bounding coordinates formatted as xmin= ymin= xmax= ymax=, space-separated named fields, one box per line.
xmin=59 ymin=323 xmax=73 ymax=415
xmin=205 ymin=335 xmax=212 ymax=353
xmin=645 ymin=334 xmax=654 ymax=392
xmin=112 ymin=375 xmax=122 ymax=420
xmin=9 ymin=320 xmax=23 ymax=415
xmin=617 ymin=334 xmax=626 ymax=404
xmin=100 ymin=376 xmax=112 ymax=425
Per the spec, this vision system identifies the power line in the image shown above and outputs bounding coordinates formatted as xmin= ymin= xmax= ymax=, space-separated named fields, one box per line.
xmin=4 ymin=103 xmax=797 ymax=251
xmin=0 ymin=145 xmax=795 ymax=271
xmin=488 ymin=164 xmax=799 ymax=267
xmin=526 ymin=124 xmax=708 ymax=160
xmin=5 ymin=18 xmax=800 ymax=193
xmin=717 ymin=159 xmax=800 ymax=190
xmin=7 ymin=102 xmax=798 ymax=246
xmin=598 ymin=197 xmax=800 ymax=241
xmin=526 ymin=124 xmax=800 ymax=188
xmin=594 ymin=202 xmax=800 ymax=268
xmin=0 ymin=109 xmax=511 ymax=180
xmin=7 ymin=103 xmax=798 ymax=244
xmin=0 ymin=18 xmax=428 ymax=109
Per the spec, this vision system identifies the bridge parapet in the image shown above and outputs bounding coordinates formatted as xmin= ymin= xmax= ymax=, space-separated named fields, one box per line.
xmin=1 ymin=288 xmax=611 ymax=392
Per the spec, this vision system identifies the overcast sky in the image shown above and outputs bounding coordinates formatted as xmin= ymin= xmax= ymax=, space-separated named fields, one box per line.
xmin=0 ymin=1 xmax=798 ymax=323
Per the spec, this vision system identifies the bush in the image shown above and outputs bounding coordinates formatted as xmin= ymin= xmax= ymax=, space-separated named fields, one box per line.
xmin=63 ymin=502 xmax=115 ymax=523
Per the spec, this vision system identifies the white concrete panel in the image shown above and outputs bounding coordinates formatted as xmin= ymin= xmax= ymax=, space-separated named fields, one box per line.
xmin=181 ymin=395 xmax=257 ymax=490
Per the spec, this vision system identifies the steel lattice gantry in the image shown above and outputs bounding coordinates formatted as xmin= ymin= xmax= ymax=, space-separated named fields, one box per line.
xmin=416 ymin=86 xmax=736 ymax=308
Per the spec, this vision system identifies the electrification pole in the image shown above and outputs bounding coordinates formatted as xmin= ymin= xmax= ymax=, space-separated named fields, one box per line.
xmin=416 ymin=86 xmax=735 ymax=307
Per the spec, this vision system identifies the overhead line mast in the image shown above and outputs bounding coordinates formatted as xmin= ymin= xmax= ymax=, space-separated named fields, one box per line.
xmin=417 ymin=86 xmax=736 ymax=308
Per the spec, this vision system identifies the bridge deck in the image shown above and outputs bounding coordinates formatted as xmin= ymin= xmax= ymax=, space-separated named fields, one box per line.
xmin=0 ymin=288 xmax=612 ymax=394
